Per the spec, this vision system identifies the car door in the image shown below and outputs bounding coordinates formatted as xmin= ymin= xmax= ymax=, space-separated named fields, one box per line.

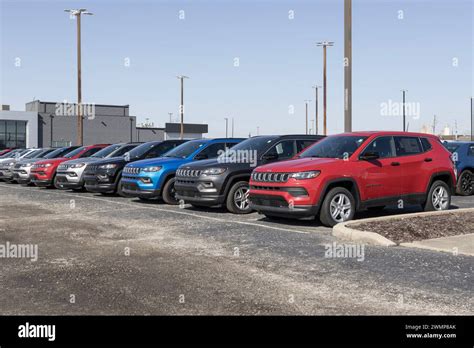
xmin=394 ymin=136 xmax=426 ymax=195
xmin=357 ymin=136 xmax=401 ymax=200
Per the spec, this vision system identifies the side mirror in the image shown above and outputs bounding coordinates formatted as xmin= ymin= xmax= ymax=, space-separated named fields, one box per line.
xmin=359 ymin=151 xmax=380 ymax=161
xmin=262 ymin=153 xmax=278 ymax=162
xmin=194 ymin=153 xmax=208 ymax=160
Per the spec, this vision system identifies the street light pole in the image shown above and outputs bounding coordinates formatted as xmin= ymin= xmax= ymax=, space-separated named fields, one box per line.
xmin=129 ymin=117 xmax=133 ymax=142
xmin=312 ymin=85 xmax=321 ymax=134
xmin=168 ymin=112 xmax=173 ymax=123
xmin=344 ymin=0 xmax=352 ymax=132
xmin=232 ymin=118 xmax=234 ymax=137
xmin=224 ymin=117 xmax=229 ymax=138
xmin=401 ymin=89 xmax=407 ymax=131
xmin=50 ymin=115 xmax=54 ymax=146
xmin=471 ymin=97 xmax=473 ymax=141
xmin=317 ymin=41 xmax=334 ymax=136
xmin=64 ymin=9 xmax=93 ymax=146
xmin=304 ymin=100 xmax=311 ymax=134
xmin=176 ymin=75 xmax=189 ymax=139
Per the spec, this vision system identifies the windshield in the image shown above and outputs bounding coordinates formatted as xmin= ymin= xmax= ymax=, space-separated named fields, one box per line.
xmin=163 ymin=141 xmax=207 ymax=158
xmin=91 ymin=144 xmax=123 ymax=158
xmin=64 ymin=146 xmax=86 ymax=158
xmin=23 ymin=149 xmax=43 ymax=159
xmin=127 ymin=142 xmax=159 ymax=159
xmin=443 ymin=143 xmax=460 ymax=153
xmin=225 ymin=136 xmax=278 ymax=156
xmin=111 ymin=144 xmax=139 ymax=157
xmin=44 ymin=147 xmax=71 ymax=159
xmin=299 ymin=135 xmax=368 ymax=159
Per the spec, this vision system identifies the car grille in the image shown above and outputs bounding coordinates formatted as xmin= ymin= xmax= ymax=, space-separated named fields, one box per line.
xmin=58 ymin=164 xmax=70 ymax=170
xmin=176 ymin=169 xmax=202 ymax=178
xmin=123 ymin=167 xmax=141 ymax=174
xmin=86 ymin=165 xmax=98 ymax=172
xmin=251 ymin=172 xmax=290 ymax=183
xmin=14 ymin=163 xmax=23 ymax=169
xmin=249 ymin=194 xmax=289 ymax=208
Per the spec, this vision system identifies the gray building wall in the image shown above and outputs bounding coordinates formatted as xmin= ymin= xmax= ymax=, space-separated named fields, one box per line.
xmin=0 ymin=110 xmax=38 ymax=148
xmin=136 ymin=127 xmax=165 ymax=142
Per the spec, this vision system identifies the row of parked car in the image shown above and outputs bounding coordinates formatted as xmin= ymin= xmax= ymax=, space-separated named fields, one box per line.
xmin=0 ymin=132 xmax=472 ymax=226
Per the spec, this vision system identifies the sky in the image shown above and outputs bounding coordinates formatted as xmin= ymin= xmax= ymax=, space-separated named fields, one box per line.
xmin=1 ymin=0 xmax=473 ymax=137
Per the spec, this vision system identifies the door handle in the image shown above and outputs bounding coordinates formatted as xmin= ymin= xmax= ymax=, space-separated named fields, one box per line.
xmin=391 ymin=162 xmax=400 ymax=166
xmin=424 ymin=158 xmax=433 ymax=162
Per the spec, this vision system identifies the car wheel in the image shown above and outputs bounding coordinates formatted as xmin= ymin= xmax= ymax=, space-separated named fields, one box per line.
xmin=456 ymin=170 xmax=474 ymax=196
xmin=424 ymin=180 xmax=451 ymax=211
xmin=162 ymin=177 xmax=179 ymax=205
xmin=319 ymin=187 xmax=356 ymax=227
xmin=226 ymin=181 xmax=252 ymax=214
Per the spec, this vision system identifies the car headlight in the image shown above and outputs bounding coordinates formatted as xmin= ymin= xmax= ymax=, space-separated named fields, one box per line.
xmin=142 ymin=166 xmax=162 ymax=172
xmin=44 ymin=163 xmax=53 ymax=167
xmin=7 ymin=162 xmax=15 ymax=167
xmin=70 ymin=163 xmax=85 ymax=168
xmin=21 ymin=163 xmax=33 ymax=168
xmin=99 ymin=164 xmax=117 ymax=169
xmin=202 ymin=167 xmax=226 ymax=175
xmin=289 ymin=170 xmax=320 ymax=180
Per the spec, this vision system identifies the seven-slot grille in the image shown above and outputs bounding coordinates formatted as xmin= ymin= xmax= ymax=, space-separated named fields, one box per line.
xmin=58 ymin=163 xmax=70 ymax=170
xmin=251 ymin=172 xmax=290 ymax=183
xmin=123 ymin=167 xmax=141 ymax=174
xmin=176 ymin=168 xmax=202 ymax=178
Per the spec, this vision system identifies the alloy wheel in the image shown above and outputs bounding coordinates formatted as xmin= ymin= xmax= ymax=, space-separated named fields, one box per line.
xmin=431 ymin=186 xmax=449 ymax=210
xmin=329 ymin=193 xmax=352 ymax=222
xmin=234 ymin=186 xmax=250 ymax=211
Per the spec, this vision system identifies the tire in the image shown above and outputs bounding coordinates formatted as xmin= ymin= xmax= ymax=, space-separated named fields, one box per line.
xmin=116 ymin=178 xmax=129 ymax=198
xmin=456 ymin=170 xmax=474 ymax=196
xmin=226 ymin=181 xmax=252 ymax=214
xmin=162 ymin=177 xmax=179 ymax=205
xmin=319 ymin=187 xmax=356 ymax=227
xmin=424 ymin=180 xmax=451 ymax=211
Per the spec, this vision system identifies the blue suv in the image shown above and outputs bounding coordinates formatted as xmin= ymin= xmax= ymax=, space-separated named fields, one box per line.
xmin=121 ymin=138 xmax=244 ymax=203
xmin=443 ymin=141 xmax=474 ymax=195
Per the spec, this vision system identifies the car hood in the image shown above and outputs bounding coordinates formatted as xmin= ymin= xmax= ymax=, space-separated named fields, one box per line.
xmin=16 ymin=158 xmax=42 ymax=165
xmin=62 ymin=157 xmax=101 ymax=165
xmin=92 ymin=156 xmax=126 ymax=166
xmin=255 ymin=157 xmax=342 ymax=172
xmin=178 ymin=158 xmax=258 ymax=172
xmin=128 ymin=157 xmax=189 ymax=168
xmin=34 ymin=158 xmax=67 ymax=165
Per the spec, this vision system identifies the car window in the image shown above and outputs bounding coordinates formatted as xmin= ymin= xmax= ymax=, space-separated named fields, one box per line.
xmin=468 ymin=145 xmax=474 ymax=156
xmin=196 ymin=142 xmax=227 ymax=159
xmin=145 ymin=142 xmax=178 ymax=158
xmin=264 ymin=140 xmax=295 ymax=160
xmin=300 ymin=136 xmax=367 ymax=159
xmin=394 ymin=136 xmax=422 ymax=156
xmin=111 ymin=144 xmax=137 ymax=157
xmin=361 ymin=136 xmax=395 ymax=159
xmin=296 ymin=140 xmax=317 ymax=153
xmin=79 ymin=147 xmax=102 ymax=158
xmin=420 ymin=138 xmax=432 ymax=152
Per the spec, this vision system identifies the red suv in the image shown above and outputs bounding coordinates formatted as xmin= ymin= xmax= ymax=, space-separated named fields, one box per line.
xmin=30 ymin=144 xmax=109 ymax=188
xmin=249 ymin=132 xmax=456 ymax=227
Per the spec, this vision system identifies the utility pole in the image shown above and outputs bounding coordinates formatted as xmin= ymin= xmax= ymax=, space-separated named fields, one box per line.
xmin=454 ymin=120 xmax=458 ymax=141
xmin=304 ymin=100 xmax=311 ymax=134
xmin=401 ymin=89 xmax=407 ymax=131
xmin=317 ymin=41 xmax=334 ymax=135
xmin=312 ymin=85 xmax=321 ymax=134
xmin=50 ymin=115 xmax=54 ymax=146
xmin=231 ymin=118 xmax=234 ymax=137
xmin=471 ymin=97 xmax=473 ymax=141
xmin=129 ymin=117 xmax=133 ymax=142
xmin=64 ymin=9 xmax=93 ymax=146
xmin=224 ymin=117 xmax=229 ymax=138
xmin=344 ymin=0 xmax=352 ymax=132
xmin=432 ymin=114 xmax=437 ymax=135
xmin=310 ymin=119 xmax=315 ymax=134
xmin=176 ymin=75 xmax=189 ymax=139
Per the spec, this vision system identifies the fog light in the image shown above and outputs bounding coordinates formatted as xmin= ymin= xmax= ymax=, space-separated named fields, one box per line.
xmin=68 ymin=172 xmax=77 ymax=177
xmin=140 ymin=177 xmax=152 ymax=184
xmin=97 ymin=174 xmax=109 ymax=182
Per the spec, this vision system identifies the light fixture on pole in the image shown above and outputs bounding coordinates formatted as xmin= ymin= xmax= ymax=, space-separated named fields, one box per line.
xmin=64 ymin=8 xmax=93 ymax=146
xmin=317 ymin=41 xmax=334 ymax=135
xmin=176 ymin=75 xmax=189 ymax=139
xmin=312 ymin=85 xmax=321 ymax=134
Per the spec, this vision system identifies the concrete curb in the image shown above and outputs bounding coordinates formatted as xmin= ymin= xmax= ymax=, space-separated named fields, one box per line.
xmin=332 ymin=208 xmax=474 ymax=246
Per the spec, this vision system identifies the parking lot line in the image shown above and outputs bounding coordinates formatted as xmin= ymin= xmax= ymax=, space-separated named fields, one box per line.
xmin=0 ymin=183 xmax=310 ymax=235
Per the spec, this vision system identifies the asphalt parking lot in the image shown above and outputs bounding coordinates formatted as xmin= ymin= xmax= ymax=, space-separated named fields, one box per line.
xmin=0 ymin=182 xmax=473 ymax=315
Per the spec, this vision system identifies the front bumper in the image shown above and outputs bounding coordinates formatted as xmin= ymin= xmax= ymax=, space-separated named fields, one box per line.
xmin=174 ymin=178 xmax=226 ymax=206
xmin=249 ymin=193 xmax=319 ymax=218
xmin=30 ymin=174 xmax=53 ymax=187
xmin=0 ymin=168 xmax=14 ymax=180
xmin=13 ymin=169 xmax=31 ymax=184
xmin=55 ymin=171 xmax=84 ymax=189
xmin=121 ymin=180 xmax=161 ymax=197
